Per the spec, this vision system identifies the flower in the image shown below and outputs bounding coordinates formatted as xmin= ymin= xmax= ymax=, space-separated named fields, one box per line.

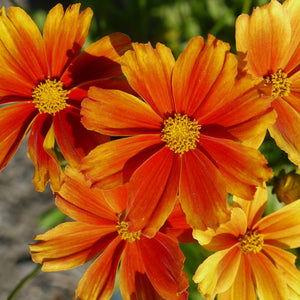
xmin=0 ymin=4 xmax=132 ymax=191
xmin=29 ymin=166 xmax=189 ymax=300
xmin=193 ymin=187 xmax=300 ymax=300
xmin=236 ymin=0 xmax=300 ymax=167
xmin=80 ymin=34 xmax=275 ymax=234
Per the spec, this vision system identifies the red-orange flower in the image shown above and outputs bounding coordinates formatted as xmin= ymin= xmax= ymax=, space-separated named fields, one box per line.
xmin=30 ymin=166 xmax=189 ymax=300
xmin=81 ymin=35 xmax=275 ymax=234
xmin=0 ymin=4 xmax=131 ymax=191
xmin=193 ymin=187 xmax=300 ymax=299
xmin=236 ymin=0 xmax=300 ymax=166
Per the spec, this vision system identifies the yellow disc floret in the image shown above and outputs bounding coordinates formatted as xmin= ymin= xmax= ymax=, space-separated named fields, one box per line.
xmin=32 ymin=78 xmax=69 ymax=115
xmin=116 ymin=220 xmax=141 ymax=242
xmin=239 ymin=230 xmax=264 ymax=254
xmin=161 ymin=113 xmax=201 ymax=156
xmin=264 ymin=69 xmax=291 ymax=98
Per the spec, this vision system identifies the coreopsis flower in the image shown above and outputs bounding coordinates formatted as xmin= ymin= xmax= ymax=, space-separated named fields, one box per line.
xmin=0 ymin=4 xmax=131 ymax=191
xmin=81 ymin=34 xmax=275 ymax=234
xmin=30 ymin=166 xmax=189 ymax=300
xmin=236 ymin=0 xmax=300 ymax=166
xmin=193 ymin=187 xmax=300 ymax=300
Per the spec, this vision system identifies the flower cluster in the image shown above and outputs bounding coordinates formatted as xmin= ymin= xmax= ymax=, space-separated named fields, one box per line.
xmin=1 ymin=0 xmax=300 ymax=299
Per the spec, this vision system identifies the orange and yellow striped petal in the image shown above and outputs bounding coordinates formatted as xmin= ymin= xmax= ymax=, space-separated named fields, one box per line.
xmin=81 ymin=134 xmax=163 ymax=189
xmin=75 ymin=237 xmax=125 ymax=300
xmin=81 ymin=86 xmax=162 ymax=136
xmin=121 ymin=42 xmax=175 ymax=117
xmin=30 ymin=222 xmax=117 ymax=272
xmin=43 ymin=4 xmax=93 ymax=78
xmin=179 ymin=148 xmax=230 ymax=230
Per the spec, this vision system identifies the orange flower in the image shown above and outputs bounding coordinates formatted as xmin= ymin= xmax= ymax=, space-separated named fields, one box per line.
xmin=236 ymin=0 xmax=300 ymax=166
xmin=193 ymin=187 xmax=300 ymax=300
xmin=81 ymin=35 xmax=275 ymax=234
xmin=30 ymin=166 xmax=189 ymax=300
xmin=0 ymin=4 xmax=131 ymax=191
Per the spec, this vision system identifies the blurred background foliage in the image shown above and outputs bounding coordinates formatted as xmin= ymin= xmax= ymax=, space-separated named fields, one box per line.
xmin=7 ymin=0 xmax=299 ymax=299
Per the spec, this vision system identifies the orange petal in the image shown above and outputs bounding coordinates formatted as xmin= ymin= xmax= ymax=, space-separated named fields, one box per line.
xmin=173 ymin=35 xmax=237 ymax=117
xmin=179 ymin=148 xmax=230 ymax=230
xmin=263 ymin=244 xmax=300 ymax=298
xmin=75 ymin=237 xmax=125 ymax=300
xmin=121 ymin=42 xmax=175 ymax=117
xmin=218 ymin=254 xmax=256 ymax=300
xmin=193 ymin=246 xmax=241 ymax=300
xmin=248 ymin=251 xmax=289 ymax=299
xmin=81 ymin=86 xmax=162 ymax=136
xmin=126 ymin=147 xmax=180 ymax=237
xmin=30 ymin=222 xmax=117 ymax=271
xmin=139 ymin=233 xmax=189 ymax=299
xmin=255 ymin=199 xmax=300 ymax=248
xmin=27 ymin=114 xmax=63 ymax=191
xmin=53 ymin=108 xmax=109 ymax=166
xmin=233 ymin=186 xmax=268 ymax=228
xmin=62 ymin=33 xmax=131 ymax=87
xmin=55 ymin=166 xmax=120 ymax=224
xmin=81 ymin=135 xmax=163 ymax=189
xmin=43 ymin=4 xmax=93 ymax=78
xmin=0 ymin=6 xmax=46 ymax=82
xmin=120 ymin=241 xmax=166 ymax=300
xmin=236 ymin=0 xmax=291 ymax=77
xmin=200 ymin=136 xmax=273 ymax=200
xmin=269 ymin=97 xmax=300 ymax=167
xmin=0 ymin=103 xmax=36 ymax=170
xmin=193 ymin=207 xmax=246 ymax=251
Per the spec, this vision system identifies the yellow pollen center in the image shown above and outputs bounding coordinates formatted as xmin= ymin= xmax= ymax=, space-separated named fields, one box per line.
xmin=239 ymin=230 xmax=264 ymax=254
xmin=32 ymin=78 xmax=69 ymax=115
xmin=264 ymin=69 xmax=291 ymax=97
xmin=116 ymin=220 xmax=141 ymax=242
xmin=161 ymin=113 xmax=201 ymax=156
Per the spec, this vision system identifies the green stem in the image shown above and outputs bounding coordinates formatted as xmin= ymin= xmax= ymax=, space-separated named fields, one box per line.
xmin=7 ymin=264 xmax=42 ymax=300
xmin=242 ymin=0 xmax=253 ymax=14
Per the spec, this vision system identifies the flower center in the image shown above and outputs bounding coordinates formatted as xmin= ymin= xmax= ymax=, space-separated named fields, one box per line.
xmin=116 ymin=220 xmax=141 ymax=242
xmin=264 ymin=69 xmax=291 ymax=98
xmin=161 ymin=113 xmax=201 ymax=156
xmin=239 ymin=230 xmax=264 ymax=254
xmin=32 ymin=78 xmax=69 ymax=115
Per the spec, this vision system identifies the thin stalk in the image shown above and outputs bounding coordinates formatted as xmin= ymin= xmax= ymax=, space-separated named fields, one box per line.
xmin=242 ymin=0 xmax=253 ymax=14
xmin=7 ymin=264 xmax=42 ymax=300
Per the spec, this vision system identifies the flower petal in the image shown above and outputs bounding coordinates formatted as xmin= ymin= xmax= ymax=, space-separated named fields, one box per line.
xmin=139 ymin=233 xmax=189 ymax=300
xmin=200 ymin=136 xmax=273 ymax=200
xmin=263 ymin=244 xmax=300 ymax=298
xmin=193 ymin=246 xmax=241 ymax=300
xmin=0 ymin=103 xmax=36 ymax=170
xmin=218 ymin=254 xmax=256 ymax=300
xmin=126 ymin=147 xmax=180 ymax=237
xmin=43 ymin=4 xmax=93 ymax=78
xmin=75 ymin=236 xmax=125 ymax=300
xmin=119 ymin=242 xmax=163 ymax=300
xmin=179 ymin=148 xmax=230 ymax=230
xmin=236 ymin=0 xmax=292 ymax=77
xmin=81 ymin=135 xmax=163 ymax=189
xmin=121 ymin=42 xmax=175 ymax=117
xmin=30 ymin=222 xmax=117 ymax=271
xmin=173 ymin=35 xmax=236 ymax=116
xmin=0 ymin=6 xmax=46 ymax=82
xmin=27 ymin=114 xmax=64 ymax=191
xmin=255 ymin=199 xmax=300 ymax=248
xmin=269 ymin=96 xmax=300 ymax=166
xmin=248 ymin=251 xmax=289 ymax=299
xmin=62 ymin=33 xmax=132 ymax=88
xmin=53 ymin=108 xmax=109 ymax=166
xmin=81 ymin=86 xmax=162 ymax=136
xmin=55 ymin=166 xmax=120 ymax=224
